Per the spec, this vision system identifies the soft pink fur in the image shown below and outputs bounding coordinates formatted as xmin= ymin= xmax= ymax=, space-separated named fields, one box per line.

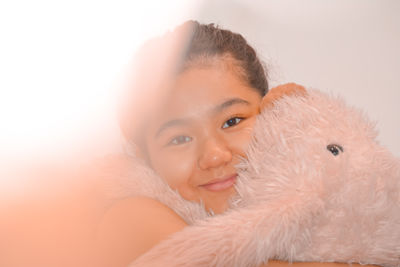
xmin=111 ymin=88 xmax=400 ymax=267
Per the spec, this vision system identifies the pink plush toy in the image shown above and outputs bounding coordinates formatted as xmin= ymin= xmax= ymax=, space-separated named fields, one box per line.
xmin=115 ymin=84 xmax=400 ymax=267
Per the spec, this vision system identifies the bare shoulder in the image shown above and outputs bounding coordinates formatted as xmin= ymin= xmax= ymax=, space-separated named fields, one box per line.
xmin=95 ymin=196 xmax=187 ymax=267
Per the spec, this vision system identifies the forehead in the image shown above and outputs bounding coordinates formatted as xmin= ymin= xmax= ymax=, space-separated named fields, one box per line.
xmin=161 ymin=65 xmax=258 ymax=115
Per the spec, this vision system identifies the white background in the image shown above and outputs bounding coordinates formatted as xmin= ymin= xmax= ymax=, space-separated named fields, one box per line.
xmin=1 ymin=0 xmax=399 ymax=167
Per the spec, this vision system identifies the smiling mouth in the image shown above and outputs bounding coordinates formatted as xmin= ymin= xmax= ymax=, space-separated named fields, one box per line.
xmin=200 ymin=175 xmax=237 ymax=192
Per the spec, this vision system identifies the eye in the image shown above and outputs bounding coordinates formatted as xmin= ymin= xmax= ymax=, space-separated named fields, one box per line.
xmin=168 ymin=135 xmax=192 ymax=146
xmin=222 ymin=117 xmax=243 ymax=129
xmin=327 ymin=144 xmax=343 ymax=156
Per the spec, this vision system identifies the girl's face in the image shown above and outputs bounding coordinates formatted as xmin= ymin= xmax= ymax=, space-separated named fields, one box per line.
xmin=142 ymin=61 xmax=262 ymax=214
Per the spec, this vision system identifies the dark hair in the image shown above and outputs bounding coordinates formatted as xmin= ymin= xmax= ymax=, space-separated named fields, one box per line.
xmin=176 ymin=20 xmax=268 ymax=96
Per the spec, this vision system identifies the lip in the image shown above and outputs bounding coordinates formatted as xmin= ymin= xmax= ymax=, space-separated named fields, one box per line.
xmin=200 ymin=174 xmax=237 ymax=192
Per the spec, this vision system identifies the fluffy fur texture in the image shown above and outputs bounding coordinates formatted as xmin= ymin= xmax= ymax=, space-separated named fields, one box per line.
xmin=116 ymin=87 xmax=400 ymax=267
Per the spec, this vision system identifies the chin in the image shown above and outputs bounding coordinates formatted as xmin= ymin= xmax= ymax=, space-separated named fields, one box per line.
xmin=205 ymin=188 xmax=236 ymax=215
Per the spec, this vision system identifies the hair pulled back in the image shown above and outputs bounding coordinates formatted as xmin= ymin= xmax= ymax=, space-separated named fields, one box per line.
xmin=176 ymin=20 xmax=268 ymax=96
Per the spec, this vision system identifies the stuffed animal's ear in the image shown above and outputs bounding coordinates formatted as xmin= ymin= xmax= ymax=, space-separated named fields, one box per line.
xmin=261 ymin=83 xmax=307 ymax=110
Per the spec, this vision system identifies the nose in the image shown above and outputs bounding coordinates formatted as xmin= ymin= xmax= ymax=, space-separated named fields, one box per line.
xmin=198 ymin=135 xmax=233 ymax=170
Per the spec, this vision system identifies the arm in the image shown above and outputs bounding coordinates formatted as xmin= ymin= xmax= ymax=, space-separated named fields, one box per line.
xmin=130 ymin=197 xmax=382 ymax=267
xmin=95 ymin=197 xmax=376 ymax=267
xmin=95 ymin=196 xmax=187 ymax=267
xmin=264 ymin=261 xmax=378 ymax=267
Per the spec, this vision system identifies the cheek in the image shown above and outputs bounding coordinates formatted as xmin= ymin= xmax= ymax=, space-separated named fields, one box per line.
xmin=148 ymin=147 xmax=197 ymax=191
xmin=228 ymin=118 xmax=257 ymax=159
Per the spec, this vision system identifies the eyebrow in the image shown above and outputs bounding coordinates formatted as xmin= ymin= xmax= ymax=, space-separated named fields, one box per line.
xmin=155 ymin=118 xmax=190 ymax=138
xmin=213 ymin=98 xmax=250 ymax=113
xmin=155 ymin=98 xmax=250 ymax=138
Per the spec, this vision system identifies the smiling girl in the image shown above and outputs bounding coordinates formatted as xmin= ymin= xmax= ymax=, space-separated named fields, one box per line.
xmin=96 ymin=21 xmax=376 ymax=267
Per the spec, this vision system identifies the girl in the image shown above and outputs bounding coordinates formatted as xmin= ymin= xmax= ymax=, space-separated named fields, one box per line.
xmin=96 ymin=21 xmax=376 ymax=267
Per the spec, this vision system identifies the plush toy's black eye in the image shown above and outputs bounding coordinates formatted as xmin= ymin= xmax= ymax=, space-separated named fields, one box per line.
xmin=327 ymin=144 xmax=343 ymax=156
